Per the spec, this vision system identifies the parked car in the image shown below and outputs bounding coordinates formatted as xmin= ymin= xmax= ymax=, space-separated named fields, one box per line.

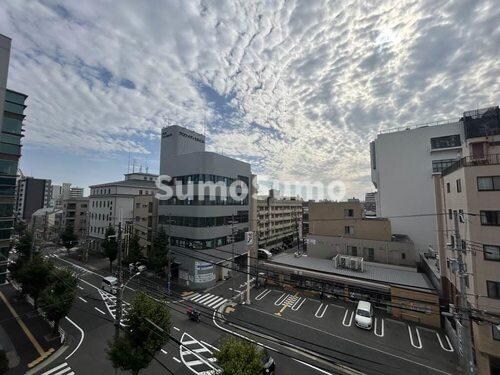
xmin=258 ymin=249 xmax=272 ymax=260
xmin=259 ymin=347 xmax=275 ymax=374
xmin=101 ymin=276 xmax=118 ymax=294
xmin=354 ymin=300 xmax=373 ymax=330
xmin=129 ymin=262 xmax=147 ymax=273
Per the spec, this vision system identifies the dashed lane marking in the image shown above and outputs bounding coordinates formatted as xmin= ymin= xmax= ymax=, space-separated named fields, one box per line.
xmin=94 ymin=307 xmax=106 ymax=315
xmin=78 ymin=297 xmax=87 ymax=303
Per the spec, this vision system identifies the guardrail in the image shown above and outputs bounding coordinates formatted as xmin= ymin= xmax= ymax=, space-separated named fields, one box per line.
xmin=441 ymin=154 xmax=500 ymax=176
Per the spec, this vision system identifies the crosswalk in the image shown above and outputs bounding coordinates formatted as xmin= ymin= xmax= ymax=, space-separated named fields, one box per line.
xmin=40 ymin=362 xmax=75 ymax=375
xmin=98 ymin=289 xmax=130 ymax=324
xmin=179 ymin=332 xmax=221 ymax=374
xmin=185 ymin=292 xmax=228 ymax=310
xmin=45 ymin=254 xmax=89 ymax=278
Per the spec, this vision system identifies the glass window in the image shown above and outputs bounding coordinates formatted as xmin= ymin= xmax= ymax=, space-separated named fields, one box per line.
xmin=456 ymin=179 xmax=462 ymax=193
xmin=493 ymin=324 xmax=500 ymax=341
xmin=480 ymin=211 xmax=500 ymax=226
xmin=430 ymin=134 xmax=461 ymax=149
xmin=432 ymin=159 xmax=456 ymax=173
xmin=0 ymin=204 xmax=13 ymax=217
xmin=477 ymin=176 xmax=500 ymax=191
xmin=487 ymin=281 xmax=500 ymax=299
xmin=484 ymin=245 xmax=500 ymax=261
xmin=0 ymin=160 xmax=17 ymax=176
xmin=448 ymin=209 xmax=452 ymax=219
xmin=446 ymin=183 xmax=450 ymax=193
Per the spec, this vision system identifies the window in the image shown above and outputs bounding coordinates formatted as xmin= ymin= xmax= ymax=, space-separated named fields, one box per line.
xmin=347 ymin=246 xmax=357 ymax=256
xmin=459 ymin=209 xmax=465 ymax=223
xmin=480 ymin=211 xmax=500 ymax=226
xmin=477 ymin=176 xmax=500 ymax=191
xmin=432 ymin=159 xmax=456 ymax=173
xmin=401 ymin=253 xmax=406 ymax=260
xmin=448 ymin=209 xmax=452 ymax=219
xmin=364 ymin=248 xmax=374 ymax=261
xmin=344 ymin=209 xmax=354 ymax=217
xmin=430 ymin=134 xmax=461 ymax=149
xmin=450 ymin=235 xmax=455 ymax=248
xmin=139 ymin=190 xmax=143 ymax=195
xmin=484 ymin=245 xmax=500 ymax=261
xmin=456 ymin=179 xmax=462 ymax=193
xmin=344 ymin=226 xmax=354 ymax=235
xmin=493 ymin=324 xmax=500 ymax=341
xmin=487 ymin=281 xmax=500 ymax=299
xmin=446 ymin=183 xmax=450 ymax=193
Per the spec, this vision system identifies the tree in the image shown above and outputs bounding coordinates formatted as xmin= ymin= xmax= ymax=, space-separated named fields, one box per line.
xmin=102 ymin=226 xmax=118 ymax=272
xmin=148 ymin=228 xmax=168 ymax=274
xmin=215 ymin=337 xmax=265 ymax=375
xmin=39 ymin=268 xmax=77 ymax=334
xmin=127 ymin=233 xmax=142 ymax=265
xmin=16 ymin=231 xmax=33 ymax=263
xmin=108 ymin=292 xmax=171 ymax=375
xmin=60 ymin=223 xmax=77 ymax=255
xmin=0 ymin=350 xmax=8 ymax=374
xmin=18 ymin=256 xmax=54 ymax=309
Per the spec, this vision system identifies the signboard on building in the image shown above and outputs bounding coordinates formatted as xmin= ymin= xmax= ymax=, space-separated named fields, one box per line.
xmin=194 ymin=261 xmax=215 ymax=283
xmin=245 ymin=231 xmax=254 ymax=245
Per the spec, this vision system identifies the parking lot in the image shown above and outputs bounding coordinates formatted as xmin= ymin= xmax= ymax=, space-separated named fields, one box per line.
xmin=235 ymin=287 xmax=459 ymax=374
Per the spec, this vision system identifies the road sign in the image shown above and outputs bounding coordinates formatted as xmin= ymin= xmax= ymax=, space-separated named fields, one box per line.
xmin=245 ymin=231 xmax=254 ymax=245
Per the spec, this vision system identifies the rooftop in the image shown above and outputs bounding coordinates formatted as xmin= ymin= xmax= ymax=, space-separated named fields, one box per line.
xmin=90 ymin=178 xmax=157 ymax=189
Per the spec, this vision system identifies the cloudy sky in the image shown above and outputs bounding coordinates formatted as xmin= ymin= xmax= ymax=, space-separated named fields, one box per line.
xmin=1 ymin=0 xmax=499 ymax=198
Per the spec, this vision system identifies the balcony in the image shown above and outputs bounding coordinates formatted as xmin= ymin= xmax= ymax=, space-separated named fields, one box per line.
xmin=442 ymin=154 xmax=500 ymax=176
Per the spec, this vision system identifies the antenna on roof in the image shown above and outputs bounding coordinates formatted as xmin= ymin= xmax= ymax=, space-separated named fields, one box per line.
xmin=127 ymin=146 xmax=131 ymax=173
xmin=139 ymin=164 xmax=143 ymax=173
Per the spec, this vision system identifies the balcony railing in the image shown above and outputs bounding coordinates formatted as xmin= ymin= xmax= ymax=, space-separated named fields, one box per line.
xmin=442 ymin=154 xmax=500 ymax=176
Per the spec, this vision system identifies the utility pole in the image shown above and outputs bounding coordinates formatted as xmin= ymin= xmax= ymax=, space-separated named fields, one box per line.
xmin=166 ymin=214 xmax=172 ymax=296
xmin=114 ymin=222 xmax=123 ymax=342
xmin=453 ymin=211 xmax=476 ymax=375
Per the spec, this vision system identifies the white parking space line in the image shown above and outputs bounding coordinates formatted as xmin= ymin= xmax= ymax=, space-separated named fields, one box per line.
xmin=436 ymin=332 xmax=454 ymax=352
xmin=342 ymin=309 xmax=354 ymax=326
xmin=408 ymin=326 xmax=423 ymax=349
xmin=255 ymin=289 xmax=271 ymax=301
xmin=315 ymin=303 xmax=328 ymax=318
xmin=374 ymin=318 xmax=384 ymax=337
xmin=274 ymin=293 xmax=288 ymax=306
xmin=94 ymin=307 xmax=106 ymax=315
xmin=291 ymin=297 xmax=307 ymax=311
xmin=78 ymin=297 xmax=87 ymax=303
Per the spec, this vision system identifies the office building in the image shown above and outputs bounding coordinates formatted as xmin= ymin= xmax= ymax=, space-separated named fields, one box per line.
xmin=307 ymin=201 xmax=415 ymax=266
xmin=257 ymin=189 xmax=302 ymax=250
xmin=88 ymin=172 xmax=157 ymax=249
xmin=51 ymin=183 xmax=83 ymax=207
xmin=131 ymin=194 xmax=158 ymax=255
xmin=69 ymin=187 xmax=84 ymax=199
xmin=0 ymin=34 xmax=27 ymax=283
xmin=435 ymin=107 xmax=500 ymax=374
xmin=15 ymin=177 xmax=52 ymax=222
xmin=371 ymin=118 xmax=464 ymax=254
xmin=62 ymin=197 xmax=89 ymax=238
xmin=158 ymin=125 xmax=253 ymax=290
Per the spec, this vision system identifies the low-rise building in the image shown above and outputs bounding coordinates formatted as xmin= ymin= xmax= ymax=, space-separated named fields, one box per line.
xmin=62 ymin=197 xmax=89 ymax=238
xmin=131 ymin=194 xmax=158 ymax=255
xmin=257 ymin=189 xmax=302 ymax=250
xmin=307 ymin=201 xmax=415 ymax=266
xmin=31 ymin=207 xmax=63 ymax=241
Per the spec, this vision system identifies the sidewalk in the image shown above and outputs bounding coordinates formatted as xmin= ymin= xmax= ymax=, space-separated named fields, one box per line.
xmin=0 ymin=283 xmax=61 ymax=375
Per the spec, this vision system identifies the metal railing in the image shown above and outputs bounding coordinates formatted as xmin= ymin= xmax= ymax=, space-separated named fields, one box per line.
xmin=378 ymin=118 xmax=457 ymax=135
xmin=441 ymin=154 xmax=500 ymax=176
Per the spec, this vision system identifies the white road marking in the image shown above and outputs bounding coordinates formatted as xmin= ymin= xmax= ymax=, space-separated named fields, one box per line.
xmin=173 ymin=357 xmax=181 ymax=363
xmin=210 ymin=299 xmax=227 ymax=310
xmin=255 ymin=289 xmax=271 ymax=301
xmin=179 ymin=332 xmax=220 ymax=374
xmin=161 ymin=349 xmax=168 ymax=354
xmin=77 ymin=286 xmax=84 ymax=290
xmin=94 ymin=307 xmax=106 ymax=315
xmin=78 ymin=297 xmax=87 ymax=303
xmin=274 ymin=293 xmax=288 ymax=306
xmin=206 ymin=296 xmax=224 ymax=308
xmin=190 ymin=293 xmax=205 ymax=302
xmin=201 ymin=341 xmax=220 ymax=352
xmin=315 ymin=303 xmax=328 ymax=318
xmin=40 ymin=363 xmax=68 ymax=375
xmin=436 ymin=332 xmax=454 ymax=352
xmin=291 ymin=297 xmax=307 ymax=311
xmin=173 ymin=326 xmax=180 ymax=332
xmin=408 ymin=326 xmax=423 ymax=349
xmin=293 ymin=358 xmax=333 ymax=375
xmin=53 ymin=367 xmax=72 ymax=375
xmin=374 ymin=318 xmax=384 ymax=337
xmin=40 ymin=363 xmax=75 ymax=375
xmin=342 ymin=309 xmax=354 ymax=326
xmin=202 ymin=295 xmax=220 ymax=305
xmin=64 ymin=316 xmax=84 ymax=360
xmin=197 ymin=294 xmax=216 ymax=304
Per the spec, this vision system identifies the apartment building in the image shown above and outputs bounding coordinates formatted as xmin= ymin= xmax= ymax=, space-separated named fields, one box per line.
xmin=436 ymin=107 xmax=500 ymax=374
xmin=31 ymin=207 xmax=63 ymax=241
xmin=15 ymin=177 xmax=52 ymax=222
xmin=0 ymin=34 xmax=28 ymax=283
xmin=257 ymin=189 xmax=302 ymax=250
xmin=371 ymin=119 xmax=464 ymax=253
xmin=307 ymin=201 xmax=415 ymax=266
xmin=131 ymin=194 xmax=158 ymax=255
xmin=62 ymin=197 xmax=89 ymax=238
xmin=158 ymin=125 xmax=253 ymax=289
xmin=88 ymin=172 xmax=157 ymax=249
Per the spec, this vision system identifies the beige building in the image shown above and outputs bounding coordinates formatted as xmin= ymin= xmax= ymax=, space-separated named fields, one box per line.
xmin=308 ymin=201 xmax=416 ymax=266
xmin=131 ymin=194 xmax=158 ymax=255
xmin=435 ymin=107 xmax=500 ymax=375
xmin=62 ymin=197 xmax=89 ymax=238
xmin=257 ymin=190 xmax=302 ymax=250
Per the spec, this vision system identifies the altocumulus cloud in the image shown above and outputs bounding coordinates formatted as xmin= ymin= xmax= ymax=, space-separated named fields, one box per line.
xmin=0 ymin=0 xmax=498 ymax=197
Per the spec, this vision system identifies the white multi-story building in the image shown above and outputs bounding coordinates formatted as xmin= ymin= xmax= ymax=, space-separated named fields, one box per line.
xmin=88 ymin=173 xmax=157 ymax=248
xmin=69 ymin=187 xmax=84 ymax=199
xmin=370 ymin=120 xmax=464 ymax=254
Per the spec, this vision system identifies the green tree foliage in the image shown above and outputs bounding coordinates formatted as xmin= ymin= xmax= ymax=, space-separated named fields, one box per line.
xmin=18 ymin=256 xmax=54 ymax=309
xmin=60 ymin=223 xmax=77 ymax=255
xmin=0 ymin=350 xmax=8 ymax=374
xmin=127 ymin=233 xmax=142 ymax=265
xmin=148 ymin=228 xmax=168 ymax=274
xmin=39 ymin=268 xmax=77 ymax=334
xmin=215 ymin=336 xmax=265 ymax=375
xmin=16 ymin=231 xmax=33 ymax=263
xmin=13 ymin=220 xmax=27 ymax=236
xmin=102 ymin=226 xmax=118 ymax=272
xmin=107 ymin=292 xmax=171 ymax=375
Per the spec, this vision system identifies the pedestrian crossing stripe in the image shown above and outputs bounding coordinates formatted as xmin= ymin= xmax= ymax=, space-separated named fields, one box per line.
xmin=40 ymin=362 xmax=75 ymax=375
xmin=186 ymin=293 xmax=228 ymax=310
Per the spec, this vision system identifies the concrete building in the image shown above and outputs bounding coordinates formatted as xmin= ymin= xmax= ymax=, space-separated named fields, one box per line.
xmin=62 ymin=197 xmax=89 ymax=238
xmin=51 ymin=183 xmax=83 ymax=207
xmin=88 ymin=172 xmax=157 ymax=249
xmin=257 ymin=189 xmax=302 ymax=250
xmin=364 ymin=192 xmax=377 ymax=216
xmin=131 ymin=194 xmax=158 ymax=255
xmin=435 ymin=107 xmax=500 ymax=374
xmin=371 ymin=119 xmax=464 ymax=254
xmin=15 ymin=177 xmax=52 ymax=222
xmin=307 ymin=201 xmax=415 ymax=266
xmin=0 ymin=34 xmax=28 ymax=283
xmin=69 ymin=187 xmax=84 ymax=199
xmin=158 ymin=125 xmax=253 ymax=290
xmin=31 ymin=207 xmax=63 ymax=242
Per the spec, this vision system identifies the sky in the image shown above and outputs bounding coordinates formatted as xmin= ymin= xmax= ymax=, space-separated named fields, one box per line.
xmin=1 ymin=0 xmax=499 ymax=199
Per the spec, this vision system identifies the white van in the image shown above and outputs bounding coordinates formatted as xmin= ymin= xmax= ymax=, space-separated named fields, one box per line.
xmin=354 ymin=301 xmax=373 ymax=330
xmin=258 ymin=249 xmax=272 ymax=260
xmin=101 ymin=276 xmax=118 ymax=294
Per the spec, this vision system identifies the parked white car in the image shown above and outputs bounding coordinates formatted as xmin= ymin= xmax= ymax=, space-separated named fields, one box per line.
xmin=101 ymin=276 xmax=118 ymax=294
xmin=354 ymin=300 xmax=373 ymax=330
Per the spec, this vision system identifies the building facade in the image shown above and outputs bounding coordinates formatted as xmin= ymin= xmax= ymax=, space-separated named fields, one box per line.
xmin=371 ymin=119 xmax=464 ymax=254
xmin=307 ymin=201 xmax=415 ymax=266
xmin=364 ymin=192 xmax=377 ymax=216
xmin=158 ymin=125 xmax=253 ymax=290
xmin=436 ymin=107 xmax=500 ymax=374
xmin=15 ymin=177 xmax=52 ymax=222
xmin=62 ymin=197 xmax=89 ymax=238
xmin=69 ymin=187 xmax=84 ymax=199
xmin=131 ymin=194 xmax=158 ymax=255
xmin=31 ymin=207 xmax=63 ymax=242
xmin=88 ymin=172 xmax=157 ymax=249
xmin=257 ymin=189 xmax=302 ymax=250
